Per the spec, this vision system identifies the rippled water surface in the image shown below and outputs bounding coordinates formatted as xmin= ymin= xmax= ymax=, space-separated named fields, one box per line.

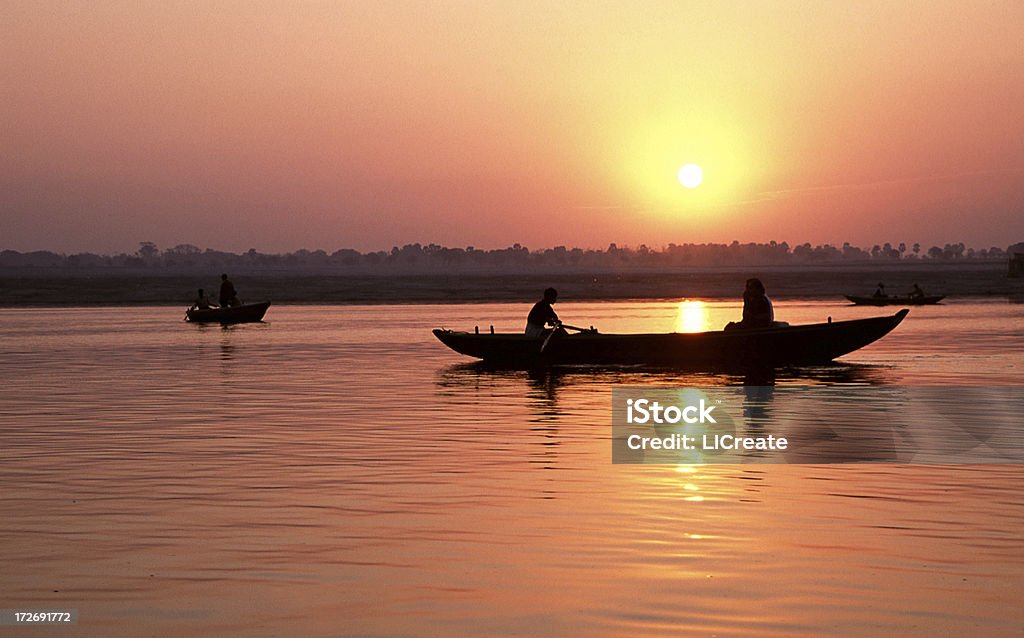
xmin=1 ymin=300 xmax=1022 ymax=636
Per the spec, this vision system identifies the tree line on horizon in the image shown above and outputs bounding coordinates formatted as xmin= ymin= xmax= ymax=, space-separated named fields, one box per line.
xmin=2 ymin=240 xmax=1021 ymax=273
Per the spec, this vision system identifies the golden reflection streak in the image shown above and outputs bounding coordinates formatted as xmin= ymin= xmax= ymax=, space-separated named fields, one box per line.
xmin=676 ymin=300 xmax=707 ymax=333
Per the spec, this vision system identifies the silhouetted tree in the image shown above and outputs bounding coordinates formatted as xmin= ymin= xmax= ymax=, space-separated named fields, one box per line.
xmin=137 ymin=242 xmax=159 ymax=260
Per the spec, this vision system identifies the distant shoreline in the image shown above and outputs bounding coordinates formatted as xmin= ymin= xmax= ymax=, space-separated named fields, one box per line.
xmin=1 ymin=264 xmax=1020 ymax=307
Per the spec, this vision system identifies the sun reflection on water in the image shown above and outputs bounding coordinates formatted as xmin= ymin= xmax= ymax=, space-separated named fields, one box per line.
xmin=676 ymin=300 xmax=708 ymax=333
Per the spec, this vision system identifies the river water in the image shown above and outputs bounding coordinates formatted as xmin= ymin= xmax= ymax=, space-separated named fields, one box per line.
xmin=1 ymin=300 xmax=1022 ymax=636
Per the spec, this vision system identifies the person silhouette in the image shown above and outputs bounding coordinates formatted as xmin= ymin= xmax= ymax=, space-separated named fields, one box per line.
xmin=219 ymin=274 xmax=238 ymax=307
xmin=726 ymin=278 xmax=774 ymax=330
xmin=741 ymin=278 xmax=774 ymax=328
xmin=525 ymin=288 xmax=561 ymax=337
xmin=192 ymin=288 xmax=213 ymax=310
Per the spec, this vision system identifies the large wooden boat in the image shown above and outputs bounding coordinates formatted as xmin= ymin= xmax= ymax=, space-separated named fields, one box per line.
xmin=845 ymin=295 xmax=944 ymax=306
xmin=185 ymin=301 xmax=271 ymax=324
xmin=433 ymin=309 xmax=909 ymax=367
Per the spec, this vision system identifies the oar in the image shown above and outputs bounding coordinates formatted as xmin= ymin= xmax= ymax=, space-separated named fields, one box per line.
xmin=540 ymin=323 xmax=597 ymax=353
xmin=560 ymin=324 xmax=594 ymax=332
xmin=540 ymin=328 xmax=558 ymax=353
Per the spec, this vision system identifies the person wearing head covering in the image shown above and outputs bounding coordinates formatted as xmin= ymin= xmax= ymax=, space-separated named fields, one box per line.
xmin=726 ymin=278 xmax=775 ymax=330
xmin=741 ymin=278 xmax=774 ymax=328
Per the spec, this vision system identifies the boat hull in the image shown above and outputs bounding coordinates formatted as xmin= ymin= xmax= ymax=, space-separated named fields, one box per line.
xmin=186 ymin=301 xmax=271 ymax=324
xmin=433 ymin=310 xmax=909 ymax=367
xmin=845 ymin=295 xmax=944 ymax=306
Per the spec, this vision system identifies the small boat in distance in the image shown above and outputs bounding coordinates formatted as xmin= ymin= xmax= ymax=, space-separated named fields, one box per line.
xmin=186 ymin=301 xmax=271 ymax=324
xmin=433 ymin=309 xmax=909 ymax=368
xmin=845 ymin=295 xmax=944 ymax=306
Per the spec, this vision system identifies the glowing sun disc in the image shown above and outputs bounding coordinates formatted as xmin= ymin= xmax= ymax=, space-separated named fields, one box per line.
xmin=678 ymin=163 xmax=704 ymax=188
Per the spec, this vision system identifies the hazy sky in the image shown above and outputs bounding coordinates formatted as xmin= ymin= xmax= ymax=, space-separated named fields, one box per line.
xmin=3 ymin=1 xmax=1023 ymax=254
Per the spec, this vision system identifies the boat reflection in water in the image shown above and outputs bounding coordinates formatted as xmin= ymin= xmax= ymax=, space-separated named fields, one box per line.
xmin=436 ymin=362 xmax=1022 ymax=464
xmin=437 ymin=360 xmax=894 ymax=399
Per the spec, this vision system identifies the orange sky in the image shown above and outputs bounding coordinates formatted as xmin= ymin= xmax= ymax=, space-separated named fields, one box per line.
xmin=2 ymin=1 xmax=1023 ymax=253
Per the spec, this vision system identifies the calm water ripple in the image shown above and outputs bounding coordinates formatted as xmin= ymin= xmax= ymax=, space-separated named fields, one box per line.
xmin=1 ymin=301 xmax=1022 ymax=637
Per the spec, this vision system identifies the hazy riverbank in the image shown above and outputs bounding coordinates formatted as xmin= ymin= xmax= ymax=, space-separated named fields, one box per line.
xmin=1 ymin=263 xmax=1020 ymax=306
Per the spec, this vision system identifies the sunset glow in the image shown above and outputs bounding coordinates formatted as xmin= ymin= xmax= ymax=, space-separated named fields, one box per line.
xmin=2 ymin=4 xmax=1022 ymax=635
xmin=2 ymin=1 xmax=1022 ymax=253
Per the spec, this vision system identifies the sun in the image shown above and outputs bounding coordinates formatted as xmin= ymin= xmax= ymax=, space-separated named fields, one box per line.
xmin=678 ymin=163 xmax=703 ymax=188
